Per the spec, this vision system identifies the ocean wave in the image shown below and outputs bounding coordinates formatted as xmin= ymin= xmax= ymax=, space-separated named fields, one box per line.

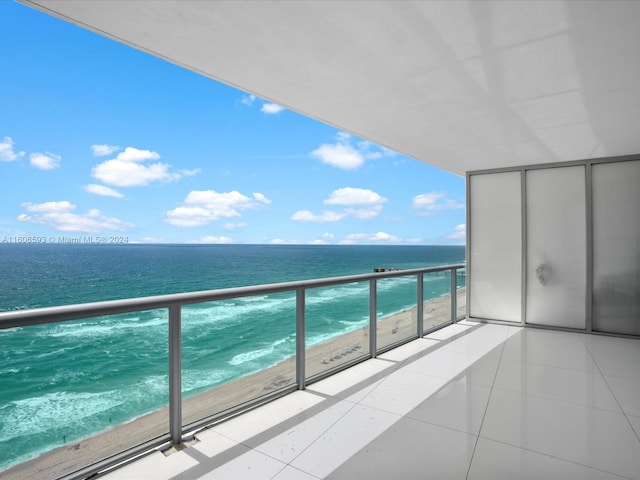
xmin=0 ymin=390 xmax=124 ymax=442
xmin=182 ymin=368 xmax=231 ymax=393
xmin=38 ymin=315 xmax=166 ymax=339
xmin=181 ymin=281 xmax=408 ymax=330
xmin=182 ymin=295 xmax=296 ymax=330
xmin=33 ymin=345 xmax=82 ymax=360
xmin=305 ymin=282 xmax=369 ymax=306
xmin=228 ymin=337 xmax=291 ymax=366
xmin=0 ymin=367 xmax=21 ymax=374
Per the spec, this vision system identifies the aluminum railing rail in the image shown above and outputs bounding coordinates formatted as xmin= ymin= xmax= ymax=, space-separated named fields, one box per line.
xmin=0 ymin=263 xmax=466 ymax=479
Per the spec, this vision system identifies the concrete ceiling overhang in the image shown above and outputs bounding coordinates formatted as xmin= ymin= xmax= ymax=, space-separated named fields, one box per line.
xmin=22 ymin=0 xmax=640 ymax=175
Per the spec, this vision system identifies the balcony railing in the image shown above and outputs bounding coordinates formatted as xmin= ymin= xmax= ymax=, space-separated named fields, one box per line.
xmin=0 ymin=263 xmax=465 ymax=480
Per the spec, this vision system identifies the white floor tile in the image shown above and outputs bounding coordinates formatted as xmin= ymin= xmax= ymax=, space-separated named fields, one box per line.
xmin=457 ymin=319 xmax=481 ymax=327
xmin=197 ymin=449 xmax=287 ymax=480
xmin=605 ymin=375 xmax=640 ymax=416
xmin=103 ymin=451 xmax=199 ymax=480
xmin=501 ymin=329 xmax=599 ymax=372
xmin=401 ymin=348 xmax=499 ymax=387
xmin=585 ymin=335 xmax=640 ymax=381
xmin=407 ymin=377 xmax=492 ymax=434
xmin=358 ymin=369 xmax=448 ymax=416
xmin=210 ymin=391 xmax=324 ymax=444
xmin=325 ymin=417 xmax=476 ymax=479
xmin=494 ymin=361 xmax=621 ymax=411
xmin=437 ymin=323 xmax=512 ymax=357
xmin=305 ymin=358 xmax=391 ymax=403
xmin=251 ymin=400 xmax=354 ymax=463
xmin=424 ymin=322 xmax=474 ymax=341
xmin=481 ymin=389 xmax=640 ymax=479
xmin=377 ymin=337 xmax=439 ymax=362
xmin=469 ymin=438 xmax=629 ymax=480
xmin=290 ymin=405 xmax=400 ymax=479
xmin=271 ymin=465 xmax=320 ymax=479
xmin=193 ymin=429 xmax=244 ymax=457
xmin=627 ymin=415 xmax=640 ymax=440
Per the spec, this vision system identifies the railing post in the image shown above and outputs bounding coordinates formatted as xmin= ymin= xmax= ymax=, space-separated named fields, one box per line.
xmin=369 ymin=279 xmax=377 ymax=358
xmin=450 ymin=268 xmax=457 ymax=323
xmin=296 ymin=288 xmax=305 ymax=390
xmin=417 ymin=274 xmax=424 ymax=336
xmin=168 ymin=304 xmax=182 ymax=446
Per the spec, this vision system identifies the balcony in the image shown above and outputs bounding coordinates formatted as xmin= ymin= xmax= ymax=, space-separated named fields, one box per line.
xmin=3 ymin=264 xmax=640 ymax=478
xmin=0 ymin=264 xmax=466 ymax=479
xmin=90 ymin=323 xmax=640 ymax=479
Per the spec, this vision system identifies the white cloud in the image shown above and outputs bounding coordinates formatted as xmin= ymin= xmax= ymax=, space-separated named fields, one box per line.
xmin=184 ymin=190 xmax=247 ymax=206
xmin=412 ymin=192 xmax=464 ymax=216
xmin=91 ymin=144 xmax=120 ymax=156
xmin=29 ymin=152 xmax=61 ymax=170
xmin=0 ymin=136 xmax=25 ymax=162
xmin=444 ymin=224 xmax=466 ymax=241
xmin=294 ymin=187 xmax=386 ymax=223
xmin=311 ymin=143 xmax=364 ymax=170
xmin=344 ymin=206 xmax=383 ymax=219
xmin=179 ymin=168 xmax=201 ymax=176
xmin=340 ymin=231 xmax=401 ymax=244
xmin=165 ymin=189 xmax=271 ymax=227
xmin=241 ymin=94 xmax=256 ymax=106
xmin=22 ymin=201 xmax=74 ymax=213
xmin=199 ymin=236 xmax=233 ymax=244
xmin=291 ymin=210 xmax=345 ymax=222
xmin=222 ymin=222 xmax=248 ymax=230
xmin=18 ymin=201 xmax=133 ymax=232
xmin=324 ymin=187 xmax=387 ymax=207
xmin=91 ymin=146 xmax=195 ymax=187
xmin=252 ymin=192 xmax=271 ymax=204
xmin=93 ymin=159 xmax=178 ymax=186
xmin=261 ymin=103 xmax=285 ymax=114
xmin=241 ymin=93 xmax=284 ymax=114
xmin=84 ymin=184 xmax=124 ymax=198
xmin=116 ymin=147 xmax=160 ymax=162
xmin=309 ymin=232 xmax=335 ymax=245
xmin=357 ymin=140 xmax=397 ymax=160
xmin=310 ymin=131 xmax=395 ymax=170
xmin=164 ymin=206 xmax=226 ymax=227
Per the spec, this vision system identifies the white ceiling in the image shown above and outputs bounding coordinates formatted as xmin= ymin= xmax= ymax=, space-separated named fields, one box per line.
xmin=23 ymin=0 xmax=640 ymax=175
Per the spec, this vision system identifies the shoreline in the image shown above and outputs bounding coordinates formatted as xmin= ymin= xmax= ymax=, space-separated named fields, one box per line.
xmin=3 ymin=289 xmax=465 ymax=480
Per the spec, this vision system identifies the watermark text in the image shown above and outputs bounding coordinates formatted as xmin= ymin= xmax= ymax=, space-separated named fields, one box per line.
xmin=2 ymin=235 xmax=129 ymax=244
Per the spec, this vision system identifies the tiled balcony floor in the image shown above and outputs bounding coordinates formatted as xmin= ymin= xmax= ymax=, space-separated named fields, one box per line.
xmin=103 ymin=321 xmax=640 ymax=479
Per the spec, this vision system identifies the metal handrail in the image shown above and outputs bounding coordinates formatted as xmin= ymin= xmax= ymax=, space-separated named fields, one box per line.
xmin=0 ymin=263 xmax=466 ymax=478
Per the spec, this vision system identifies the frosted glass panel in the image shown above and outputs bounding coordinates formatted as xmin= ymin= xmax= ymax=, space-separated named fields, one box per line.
xmin=469 ymin=171 xmax=522 ymax=322
xmin=593 ymin=161 xmax=640 ymax=335
xmin=525 ymin=166 xmax=586 ymax=328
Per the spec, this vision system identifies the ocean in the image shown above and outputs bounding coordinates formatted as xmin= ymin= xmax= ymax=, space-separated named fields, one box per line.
xmin=0 ymin=244 xmax=465 ymax=471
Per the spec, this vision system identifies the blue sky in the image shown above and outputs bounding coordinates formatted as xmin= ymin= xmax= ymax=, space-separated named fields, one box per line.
xmin=0 ymin=2 xmax=465 ymax=245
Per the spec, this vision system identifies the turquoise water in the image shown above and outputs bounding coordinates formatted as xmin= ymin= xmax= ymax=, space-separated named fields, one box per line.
xmin=0 ymin=244 xmax=465 ymax=471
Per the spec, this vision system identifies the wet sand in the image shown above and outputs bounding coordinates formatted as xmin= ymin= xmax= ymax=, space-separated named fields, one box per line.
xmin=3 ymin=289 xmax=465 ymax=480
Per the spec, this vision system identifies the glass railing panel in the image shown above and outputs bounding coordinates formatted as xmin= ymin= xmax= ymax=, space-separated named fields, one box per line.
xmin=0 ymin=311 xmax=169 ymax=479
xmin=456 ymin=268 xmax=467 ymax=320
xmin=377 ymin=275 xmax=418 ymax=351
xmin=181 ymin=292 xmax=296 ymax=426
xmin=422 ymin=270 xmax=453 ymax=332
xmin=305 ymin=282 xmax=370 ymax=379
